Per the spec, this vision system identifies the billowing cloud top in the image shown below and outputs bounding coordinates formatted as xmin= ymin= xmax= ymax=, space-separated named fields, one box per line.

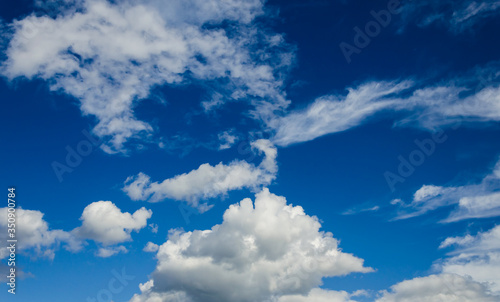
xmin=130 ymin=189 xmax=372 ymax=302
xmin=74 ymin=200 xmax=152 ymax=245
xmin=0 ymin=201 xmax=152 ymax=259
xmin=377 ymin=274 xmax=498 ymax=302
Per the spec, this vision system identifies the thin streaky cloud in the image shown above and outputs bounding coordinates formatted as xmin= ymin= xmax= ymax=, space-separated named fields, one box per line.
xmin=392 ymin=157 xmax=500 ymax=221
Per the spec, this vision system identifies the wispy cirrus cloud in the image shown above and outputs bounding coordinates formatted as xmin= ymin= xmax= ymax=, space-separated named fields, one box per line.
xmin=392 ymin=157 xmax=500 ymax=221
xmin=270 ymin=61 xmax=500 ymax=147
xmin=270 ymin=80 xmax=413 ymax=147
xmin=398 ymin=0 xmax=500 ymax=33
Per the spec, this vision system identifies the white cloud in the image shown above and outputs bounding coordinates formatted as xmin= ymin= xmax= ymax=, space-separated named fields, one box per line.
xmin=393 ymin=158 xmax=500 ymax=221
xmin=141 ymin=0 xmax=264 ymax=26
xmin=399 ymin=0 xmax=500 ymax=33
xmin=4 ymin=1 xmax=500 ymax=155
xmin=373 ymin=224 xmax=500 ymax=301
xmin=97 ymin=245 xmax=128 ymax=258
xmin=390 ymin=198 xmax=403 ymax=205
xmin=393 ymin=185 xmax=461 ymax=220
xmin=129 ymin=189 xmax=372 ymax=302
xmin=440 ymin=234 xmax=476 ymax=249
xmin=271 ymin=81 xmax=412 ymax=147
xmin=342 ymin=204 xmax=380 ymax=216
xmin=123 ymin=139 xmax=278 ymax=208
xmin=0 ymin=200 xmax=154 ymax=261
xmin=1 ymin=0 xmax=291 ymax=153
xmin=271 ymin=62 xmax=500 ymax=147
xmin=130 ymin=283 xmax=191 ymax=302
xmin=278 ymin=288 xmax=360 ymax=302
xmin=452 ymin=1 xmax=500 ymax=25
xmin=413 ymin=185 xmax=446 ymax=203
xmin=448 ymin=192 xmax=500 ymax=222
xmin=143 ymin=242 xmax=159 ymax=253
xmin=149 ymin=223 xmax=159 ymax=234
xmin=0 ymin=248 xmax=8 ymax=259
xmin=0 ymin=201 xmax=152 ymax=260
xmin=439 ymin=225 xmax=500 ymax=292
xmin=0 ymin=207 xmax=82 ymax=260
xmin=376 ymin=273 xmax=498 ymax=302
xmin=395 ymin=83 xmax=500 ymax=130
xmin=74 ymin=201 xmax=152 ymax=245
xmin=218 ymin=130 xmax=238 ymax=150
xmin=3 ymin=1 xmax=500 ymax=156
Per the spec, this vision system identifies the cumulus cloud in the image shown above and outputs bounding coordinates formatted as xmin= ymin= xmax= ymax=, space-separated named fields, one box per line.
xmin=74 ymin=201 xmax=152 ymax=245
xmin=393 ymin=158 xmax=500 ymax=221
xmin=376 ymin=225 xmax=500 ymax=301
xmin=271 ymin=62 xmax=500 ymax=147
xmin=278 ymin=288 xmax=361 ymax=302
xmin=376 ymin=273 xmax=498 ymax=302
xmin=366 ymin=224 xmax=500 ymax=301
xmin=123 ymin=139 xmax=278 ymax=208
xmin=129 ymin=189 xmax=372 ymax=302
xmin=0 ymin=201 xmax=152 ymax=260
xmin=1 ymin=0 xmax=291 ymax=153
xmin=0 ymin=207 xmax=82 ymax=260
xmin=143 ymin=242 xmax=159 ymax=253
xmin=439 ymin=225 xmax=500 ymax=293
xmin=97 ymin=245 xmax=128 ymax=258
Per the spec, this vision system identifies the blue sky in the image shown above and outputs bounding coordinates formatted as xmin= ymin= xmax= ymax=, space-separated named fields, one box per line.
xmin=1 ymin=0 xmax=500 ymax=301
